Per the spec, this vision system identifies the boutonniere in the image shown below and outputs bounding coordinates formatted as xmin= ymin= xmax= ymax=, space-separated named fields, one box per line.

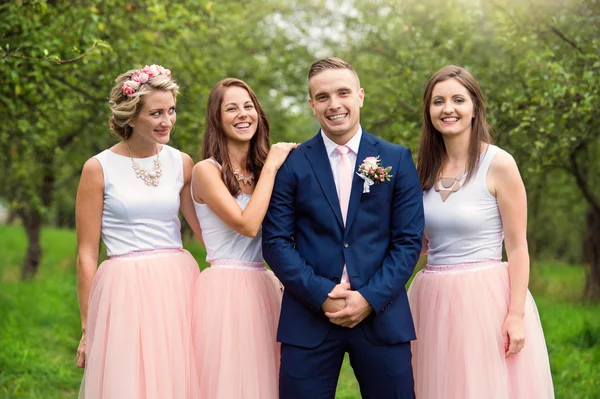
xmin=356 ymin=156 xmax=393 ymax=193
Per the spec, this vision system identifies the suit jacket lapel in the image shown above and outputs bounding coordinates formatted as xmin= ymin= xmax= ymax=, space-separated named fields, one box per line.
xmin=305 ymin=134 xmax=344 ymax=228
xmin=345 ymin=132 xmax=379 ymax=233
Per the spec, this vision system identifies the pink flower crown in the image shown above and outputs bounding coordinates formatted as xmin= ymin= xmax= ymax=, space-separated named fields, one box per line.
xmin=121 ymin=64 xmax=172 ymax=96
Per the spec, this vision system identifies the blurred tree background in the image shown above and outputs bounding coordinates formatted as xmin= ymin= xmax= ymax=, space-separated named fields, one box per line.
xmin=1 ymin=1 xmax=600 ymax=397
xmin=2 ymin=0 xmax=598 ymax=297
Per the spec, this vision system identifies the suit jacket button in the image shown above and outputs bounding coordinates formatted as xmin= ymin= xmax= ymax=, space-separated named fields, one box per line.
xmin=343 ymin=242 xmax=349 ymax=248
xmin=332 ymin=276 xmax=340 ymax=283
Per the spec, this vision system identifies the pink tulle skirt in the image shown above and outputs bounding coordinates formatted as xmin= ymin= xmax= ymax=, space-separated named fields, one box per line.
xmin=408 ymin=261 xmax=554 ymax=399
xmin=79 ymin=249 xmax=200 ymax=399
xmin=192 ymin=259 xmax=283 ymax=399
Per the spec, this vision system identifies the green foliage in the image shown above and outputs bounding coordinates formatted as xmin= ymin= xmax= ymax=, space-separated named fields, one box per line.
xmin=1 ymin=226 xmax=599 ymax=398
xmin=285 ymin=0 xmax=600 ymax=265
xmin=1 ymin=0 xmax=599 ymax=278
xmin=0 ymin=0 xmax=316 ymax=229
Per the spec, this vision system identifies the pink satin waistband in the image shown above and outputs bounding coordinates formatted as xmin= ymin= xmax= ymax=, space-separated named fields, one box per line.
xmin=109 ymin=248 xmax=184 ymax=260
xmin=423 ymin=260 xmax=507 ymax=274
xmin=209 ymin=259 xmax=267 ymax=271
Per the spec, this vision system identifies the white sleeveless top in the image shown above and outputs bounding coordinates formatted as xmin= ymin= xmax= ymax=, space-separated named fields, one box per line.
xmin=93 ymin=145 xmax=184 ymax=256
xmin=424 ymin=145 xmax=505 ymax=265
xmin=192 ymin=159 xmax=263 ymax=263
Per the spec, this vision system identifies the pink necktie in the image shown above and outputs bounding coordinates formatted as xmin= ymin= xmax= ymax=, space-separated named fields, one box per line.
xmin=335 ymin=145 xmax=352 ymax=284
xmin=335 ymin=145 xmax=352 ymax=224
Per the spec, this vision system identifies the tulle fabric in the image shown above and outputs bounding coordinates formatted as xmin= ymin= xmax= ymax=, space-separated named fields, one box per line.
xmin=408 ymin=261 xmax=554 ymax=399
xmin=192 ymin=260 xmax=282 ymax=399
xmin=79 ymin=249 xmax=200 ymax=399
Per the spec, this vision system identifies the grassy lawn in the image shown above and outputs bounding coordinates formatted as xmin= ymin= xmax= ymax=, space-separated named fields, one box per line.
xmin=1 ymin=225 xmax=599 ymax=398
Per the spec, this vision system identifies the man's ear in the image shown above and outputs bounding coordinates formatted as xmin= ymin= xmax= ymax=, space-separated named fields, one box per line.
xmin=308 ymin=97 xmax=317 ymax=116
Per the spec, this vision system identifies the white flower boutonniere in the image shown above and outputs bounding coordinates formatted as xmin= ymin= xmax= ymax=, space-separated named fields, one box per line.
xmin=356 ymin=156 xmax=393 ymax=193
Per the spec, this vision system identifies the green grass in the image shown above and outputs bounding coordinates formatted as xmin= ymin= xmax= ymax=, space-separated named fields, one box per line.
xmin=1 ymin=225 xmax=599 ymax=398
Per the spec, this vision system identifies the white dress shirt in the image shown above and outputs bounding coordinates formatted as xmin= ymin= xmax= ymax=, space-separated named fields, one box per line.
xmin=321 ymin=127 xmax=362 ymax=197
xmin=320 ymin=127 xmax=362 ymax=284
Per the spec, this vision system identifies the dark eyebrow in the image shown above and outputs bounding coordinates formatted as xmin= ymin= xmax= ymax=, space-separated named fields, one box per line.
xmin=432 ymin=94 xmax=466 ymax=99
xmin=224 ymin=102 xmax=237 ymax=108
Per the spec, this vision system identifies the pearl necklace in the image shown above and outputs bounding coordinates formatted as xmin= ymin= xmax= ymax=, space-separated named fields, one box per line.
xmin=127 ymin=144 xmax=162 ymax=186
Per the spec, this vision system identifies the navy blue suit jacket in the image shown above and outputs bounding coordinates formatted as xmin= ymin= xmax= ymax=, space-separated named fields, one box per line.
xmin=262 ymin=129 xmax=424 ymax=348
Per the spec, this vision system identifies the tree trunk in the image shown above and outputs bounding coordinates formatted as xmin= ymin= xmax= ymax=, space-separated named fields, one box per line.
xmin=568 ymin=141 xmax=600 ymax=301
xmin=583 ymin=207 xmax=600 ymax=301
xmin=19 ymin=153 xmax=55 ymax=279
xmin=527 ymin=171 xmax=547 ymax=260
xmin=20 ymin=208 xmax=42 ymax=279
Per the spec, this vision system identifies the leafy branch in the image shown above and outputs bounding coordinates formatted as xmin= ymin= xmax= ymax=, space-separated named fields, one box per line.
xmin=549 ymin=26 xmax=583 ymax=54
xmin=1 ymin=41 xmax=109 ymax=65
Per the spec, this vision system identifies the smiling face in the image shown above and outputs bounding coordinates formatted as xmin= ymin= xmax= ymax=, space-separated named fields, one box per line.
xmin=429 ymin=78 xmax=475 ymax=139
xmin=308 ymin=68 xmax=364 ymax=145
xmin=130 ymin=90 xmax=176 ymax=145
xmin=220 ymin=86 xmax=258 ymax=144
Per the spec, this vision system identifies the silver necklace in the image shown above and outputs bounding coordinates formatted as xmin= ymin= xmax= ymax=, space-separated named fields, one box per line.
xmin=127 ymin=144 xmax=162 ymax=186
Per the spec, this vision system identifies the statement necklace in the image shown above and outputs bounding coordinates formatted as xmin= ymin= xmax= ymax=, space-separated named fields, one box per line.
xmin=127 ymin=144 xmax=162 ymax=186
xmin=233 ymin=167 xmax=255 ymax=186
xmin=434 ymin=170 xmax=464 ymax=202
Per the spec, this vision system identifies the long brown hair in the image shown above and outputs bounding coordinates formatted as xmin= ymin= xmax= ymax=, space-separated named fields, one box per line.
xmin=202 ymin=78 xmax=270 ymax=196
xmin=417 ymin=65 xmax=493 ymax=190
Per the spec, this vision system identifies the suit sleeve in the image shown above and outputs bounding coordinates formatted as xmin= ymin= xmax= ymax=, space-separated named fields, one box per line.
xmin=262 ymin=161 xmax=336 ymax=312
xmin=358 ymin=147 xmax=424 ymax=313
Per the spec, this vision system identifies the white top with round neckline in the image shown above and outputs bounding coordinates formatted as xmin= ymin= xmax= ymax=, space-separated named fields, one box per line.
xmin=93 ymin=144 xmax=184 ymax=256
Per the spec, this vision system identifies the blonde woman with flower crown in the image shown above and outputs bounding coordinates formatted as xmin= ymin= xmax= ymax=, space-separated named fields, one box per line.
xmin=75 ymin=65 xmax=202 ymax=399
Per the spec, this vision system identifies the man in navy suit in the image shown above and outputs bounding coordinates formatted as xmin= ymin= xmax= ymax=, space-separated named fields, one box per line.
xmin=262 ymin=57 xmax=424 ymax=399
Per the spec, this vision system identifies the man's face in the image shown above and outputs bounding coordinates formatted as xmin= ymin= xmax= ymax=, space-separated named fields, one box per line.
xmin=308 ymin=68 xmax=364 ymax=144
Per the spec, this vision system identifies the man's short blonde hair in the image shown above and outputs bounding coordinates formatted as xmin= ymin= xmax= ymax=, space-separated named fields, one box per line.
xmin=307 ymin=57 xmax=360 ymax=96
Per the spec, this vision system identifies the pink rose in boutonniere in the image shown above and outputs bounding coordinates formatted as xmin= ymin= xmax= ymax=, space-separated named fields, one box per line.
xmin=356 ymin=156 xmax=393 ymax=193
xmin=363 ymin=156 xmax=379 ymax=170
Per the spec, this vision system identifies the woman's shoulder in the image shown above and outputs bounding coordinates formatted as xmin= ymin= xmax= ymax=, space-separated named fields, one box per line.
xmin=82 ymin=156 xmax=104 ymax=172
xmin=86 ymin=148 xmax=114 ymax=170
xmin=487 ymin=145 xmax=517 ymax=171
xmin=195 ymin=158 xmax=221 ymax=168
xmin=80 ymin=156 xmax=105 ymax=188
xmin=487 ymin=145 xmax=521 ymax=195
xmin=193 ymin=158 xmax=222 ymax=178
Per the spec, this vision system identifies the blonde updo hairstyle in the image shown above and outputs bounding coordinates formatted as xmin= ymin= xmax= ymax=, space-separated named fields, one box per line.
xmin=108 ymin=68 xmax=179 ymax=139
